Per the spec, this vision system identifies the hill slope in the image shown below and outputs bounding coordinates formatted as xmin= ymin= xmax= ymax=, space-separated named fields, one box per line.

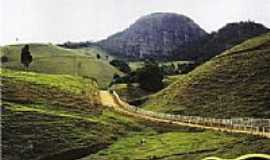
xmin=2 ymin=70 xmax=270 ymax=160
xmin=144 ymin=32 xmax=270 ymax=118
xmin=99 ymin=12 xmax=206 ymax=59
xmin=0 ymin=43 xmax=122 ymax=88
xmin=0 ymin=69 xmax=146 ymax=160
xmin=176 ymin=21 xmax=269 ymax=61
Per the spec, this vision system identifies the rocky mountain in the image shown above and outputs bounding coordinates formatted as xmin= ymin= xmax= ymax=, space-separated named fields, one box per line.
xmin=98 ymin=12 xmax=207 ymax=59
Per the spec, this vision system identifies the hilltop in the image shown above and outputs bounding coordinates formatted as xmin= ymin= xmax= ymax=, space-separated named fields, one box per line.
xmin=177 ymin=21 xmax=270 ymax=61
xmin=99 ymin=12 xmax=206 ymax=59
xmin=144 ymin=32 xmax=270 ymax=118
xmin=0 ymin=43 xmax=122 ymax=88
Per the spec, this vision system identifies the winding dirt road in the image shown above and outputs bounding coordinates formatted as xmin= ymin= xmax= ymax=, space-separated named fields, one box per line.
xmin=99 ymin=90 xmax=270 ymax=138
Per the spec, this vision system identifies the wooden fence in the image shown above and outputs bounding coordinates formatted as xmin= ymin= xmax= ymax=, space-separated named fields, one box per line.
xmin=111 ymin=91 xmax=270 ymax=138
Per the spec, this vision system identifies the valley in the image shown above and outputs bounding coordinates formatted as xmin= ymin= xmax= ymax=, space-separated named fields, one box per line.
xmin=1 ymin=10 xmax=270 ymax=160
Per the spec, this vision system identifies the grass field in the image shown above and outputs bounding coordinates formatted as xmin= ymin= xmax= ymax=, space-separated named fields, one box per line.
xmin=129 ymin=60 xmax=194 ymax=71
xmin=0 ymin=43 xmax=122 ymax=88
xmin=82 ymin=130 xmax=270 ymax=160
xmin=144 ymin=32 xmax=270 ymax=118
xmin=74 ymin=46 xmax=117 ymax=60
xmin=1 ymin=69 xmax=144 ymax=160
xmin=2 ymin=69 xmax=270 ymax=160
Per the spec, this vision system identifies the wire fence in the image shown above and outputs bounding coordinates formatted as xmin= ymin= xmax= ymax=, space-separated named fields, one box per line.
xmin=112 ymin=91 xmax=270 ymax=138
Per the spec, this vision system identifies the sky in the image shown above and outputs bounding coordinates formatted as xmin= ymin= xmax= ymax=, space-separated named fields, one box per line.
xmin=1 ymin=0 xmax=270 ymax=45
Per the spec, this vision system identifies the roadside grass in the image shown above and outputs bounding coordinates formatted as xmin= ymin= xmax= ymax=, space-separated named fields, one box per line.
xmin=82 ymin=130 xmax=270 ymax=160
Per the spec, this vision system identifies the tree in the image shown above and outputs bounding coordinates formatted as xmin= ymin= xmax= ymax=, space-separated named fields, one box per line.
xmin=21 ymin=45 xmax=32 ymax=68
xmin=109 ymin=59 xmax=131 ymax=73
xmin=96 ymin=54 xmax=101 ymax=59
xmin=136 ymin=60 xmax=164 ymax=92
xmin=1 ymin=55 xmax=8 ymax=63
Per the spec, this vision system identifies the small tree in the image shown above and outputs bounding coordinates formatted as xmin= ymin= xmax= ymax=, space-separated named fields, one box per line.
xmin=96 ymin=54 xmax=101 ymax=59
xmin=21 ymin=45 xmax=32 ymax=68
xmin=1 ymin=55 xmax=8 ymax=63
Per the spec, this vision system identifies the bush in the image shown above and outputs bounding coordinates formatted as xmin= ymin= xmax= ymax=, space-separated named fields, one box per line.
xmin=96 ymin=54 xmax=101 ymax=59
xmin=110 ymin=59 xmax=131 ymax=73
xmin=1 ymin=55 xmax=8 ymax=63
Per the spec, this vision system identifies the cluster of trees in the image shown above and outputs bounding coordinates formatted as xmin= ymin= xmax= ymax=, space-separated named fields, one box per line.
xmin=110 ymin=59 xmax=197 ymax=92
xmin=58 ymin=41 xmax=94 ymax=49
xmin=111 ymin=60 xmax=164 ymax=92
xmin=160 ymin=63 xmax=197 ymax=75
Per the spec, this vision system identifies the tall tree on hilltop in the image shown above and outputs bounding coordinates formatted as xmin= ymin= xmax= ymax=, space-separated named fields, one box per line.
xmin=21 ymin=45 xmax=33 ymax=68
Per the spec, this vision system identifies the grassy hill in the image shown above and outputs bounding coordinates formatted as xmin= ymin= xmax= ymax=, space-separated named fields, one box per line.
xmin=0 ymin=43 xmax=122 ymax=88
xmin=2 ymin=69 xmax=270 ymax=160
xmin=144 ymin=32 xmax=270 ymax=118
xmin=1 ymin=69 xmax=144 ymax=160
xmin=75 ymin=46 xmax=117 ymax=60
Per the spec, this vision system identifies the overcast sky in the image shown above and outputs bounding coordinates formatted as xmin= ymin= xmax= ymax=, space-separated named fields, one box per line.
xmin=1 ymin=0 xmax=270 ymax=45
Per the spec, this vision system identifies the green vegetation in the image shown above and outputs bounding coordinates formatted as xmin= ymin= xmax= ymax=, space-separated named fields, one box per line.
xmin=144 ymin=32 xmax=270 ymax=118
xmin=1 ymin=69 xmax=144 ymax=160
xmin=163 ymin=75 xmax=184 ymax=86
xmin=129 ymin=60 xmax=193 ymax=71
xmin=2 ymin=101 xmax=147 ymax=160
xmin=2 ymin=32 xmax=270 ymax=159
xmin=111 ymin=83 xmax=152 ymax=102
xmin=82 ymin=131 xmax=270 ymax=160
xmin=136 ymin=60 xmax=164 ymax=92
xmin=110 ymin=59 xmax=131 ymax=73
xmin=74 ymin=46 xmax=116 ymax=60
xmin=2 ymin=69 xmax=270 ymax=160
xmin=0 ymin=43 xmax=122 ymax=88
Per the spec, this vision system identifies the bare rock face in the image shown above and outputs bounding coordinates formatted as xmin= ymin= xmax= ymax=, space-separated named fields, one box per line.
xmin=98 ymin=13 xmax=207 ymax=59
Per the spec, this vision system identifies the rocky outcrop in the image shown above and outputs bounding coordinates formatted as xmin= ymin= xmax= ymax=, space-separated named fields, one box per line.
xmin=98 ymin=12 xmax=207 ymax=59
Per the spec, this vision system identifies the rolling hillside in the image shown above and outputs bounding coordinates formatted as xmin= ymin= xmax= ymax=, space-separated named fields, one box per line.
xmin=2 ymin=69 xmax=269 ymax=160
xmin=1 ymin=69 xmax=145 ymax=160
xmin=0 ymin=43 xmax=122 ymax=88
xmin=144 ymin=32 xmax=270 ymax=118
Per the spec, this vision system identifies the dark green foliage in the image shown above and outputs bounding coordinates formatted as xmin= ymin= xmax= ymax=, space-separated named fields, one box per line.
xmin=177 ymin=63 xmax=197 ymax=74
xmin=20 ymin=45 xmax=33 ymax=68
xmin=58 ymin=41 xmax=94 ymax=49
xmin=160 ymin=64 xmax=178 ymax=75
xmin=110 ymin=59 xmax=131 ymax=73
xmin=1 ymin=55 xmax=8 ymax=63
xmin=96 ymin=54 xmax=101 ymax=59
xmin=110 ymin=60 xmax=164 ymax=91
xmin=137 ymin=60 xmax=164 ymax=92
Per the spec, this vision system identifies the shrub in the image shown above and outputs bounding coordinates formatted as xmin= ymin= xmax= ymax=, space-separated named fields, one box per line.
xmin=110 ymin=59 xmax=131 ymax=73
xmin=1 ymin=55 xmax=8 ymax=63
